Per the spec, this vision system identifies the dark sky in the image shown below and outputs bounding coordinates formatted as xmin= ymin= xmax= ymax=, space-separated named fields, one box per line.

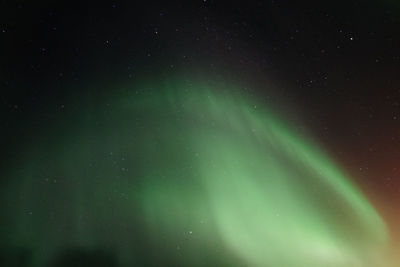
xmin=1 ymin=0 xmax=400 ymax=265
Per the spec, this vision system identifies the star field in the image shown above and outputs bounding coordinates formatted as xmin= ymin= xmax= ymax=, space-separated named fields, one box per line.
xmin=1 ymin=1 xmax=400 ymax=266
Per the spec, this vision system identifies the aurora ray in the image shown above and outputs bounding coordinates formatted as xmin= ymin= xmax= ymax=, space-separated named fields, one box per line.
xmin=1 ymin=79 xmax=388 ymax=266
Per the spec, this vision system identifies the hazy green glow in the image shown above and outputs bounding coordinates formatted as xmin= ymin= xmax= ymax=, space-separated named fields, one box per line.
xmin=1 ymin=80 xmax=388 ymax=266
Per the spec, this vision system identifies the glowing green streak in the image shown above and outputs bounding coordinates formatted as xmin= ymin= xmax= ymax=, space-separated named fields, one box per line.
xmin=1 ymin=80 xmax=388 ymax=266
xmin=133 ymin=83 xmax=387 ymax=266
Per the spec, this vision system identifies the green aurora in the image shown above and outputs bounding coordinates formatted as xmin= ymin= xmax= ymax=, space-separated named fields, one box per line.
xmin=1 ymin=80 xmax=388 ymax=266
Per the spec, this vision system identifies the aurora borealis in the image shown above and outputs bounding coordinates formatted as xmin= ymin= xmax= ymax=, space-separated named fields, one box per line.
xmin=2 ymin=0 xmax=400 ymax=266
xmin=0 ymin=80 xmax=391 ymax=266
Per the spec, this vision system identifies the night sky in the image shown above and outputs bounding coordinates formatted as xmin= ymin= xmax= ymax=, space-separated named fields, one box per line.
xmin=1 ymin=1 xmax=400 ymax=266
